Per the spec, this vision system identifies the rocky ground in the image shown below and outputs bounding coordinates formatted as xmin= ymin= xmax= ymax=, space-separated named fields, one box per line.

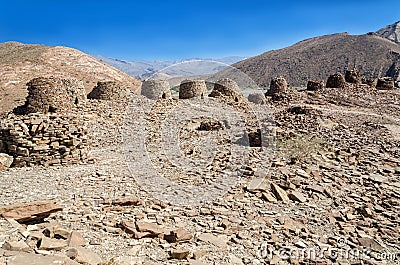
xmin=0 ymin=85 xmax=400 ymax=265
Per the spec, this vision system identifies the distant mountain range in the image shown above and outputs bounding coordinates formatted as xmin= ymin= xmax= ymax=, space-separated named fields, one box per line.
xmin=218 ymin=21 xmax=400 ymax=87
xmin=95 ymin=56 xmax=246 ymax=80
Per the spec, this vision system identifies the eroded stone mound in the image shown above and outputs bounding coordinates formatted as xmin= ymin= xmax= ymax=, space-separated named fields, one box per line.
xmin=179 ymin=80 xmax=207 ymax=99
xmin=141 ymin=80 xmax=171 ymax=99
xmin=0 ymin=113 xmax=91 ymax=167
xmin=376 ymin=77 xmax=395 ymax=90
xmin=345 ymin=69 xmax=361 ymax=84
xmin=307 ymin=80 xmax=324 ymax=91
xmin=326 ymin=73 xmax=346 ymax=88
xmin=266 ymin=76 xmax=288 ymax=96
xmin=88 ymin=81 xmax=130 ymax=100
xmin=21 ymin=77 xmax=86 ymax=114
xmin=248 ymin=93 xmax=267 ymax=104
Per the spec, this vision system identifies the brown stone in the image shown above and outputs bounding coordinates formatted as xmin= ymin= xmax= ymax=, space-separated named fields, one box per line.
xmin=288 ymin=191 xmax=307 ymax=203
xmin=111 ymin=197 xmax=141 ymax=206
xmin=198 ymin=233 xmax=228 ymax=250
xmin=66 ymin=247 xmax=102 ymax=265
xmin=135 ymin=221 xmax=164 ymax=236
xmin=2 ymin=240 xmax=30 ymax=252
xmin=171 ymin=249 xmax=190 ymax=259
xmin=165 ymin=228 xmax=192 ymax=243
xmin=270 ymin=183 xmax=290 ymax=203
xmin=68 ymin=231 xmax=87 ymax=247
xmin=0 ymin=201 xmax=63 ymax=223
xmin=38 ymin=237 xmax=68 ymax=251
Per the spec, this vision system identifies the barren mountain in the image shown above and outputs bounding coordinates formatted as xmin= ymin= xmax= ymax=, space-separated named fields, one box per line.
xmin=376 ymin=21 xmax=400 ymax=43
xmin=97 ymin=55 xmax=246 ymax=80
xmin=0 ymin=42 xmax=141 ymax=114
xmin=227 ymin=32 xmax=400 ymax=87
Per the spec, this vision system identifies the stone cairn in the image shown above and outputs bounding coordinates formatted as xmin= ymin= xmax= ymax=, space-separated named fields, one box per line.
xmin=345 ymin=69 xmax=361 ymax=84
xmin=306 ymin=80 xmax=324 ymax=91
xmin=376 ymin=77 xmax=395 ymax=90
xmin=21 ymin=77 xmax=86 ymax=114
xmin=265 ymin=76 xmax=288 ymax=100
xmin=179 ymin=80 xmax=207 ymax=99
xmin=87 ymin=81 xmax=130 ymax=100
xmin=248 ymin=93 xmax=267 ymax=104
xmin=0 ymin=113 xmax=91 ymax=167
xmin=326 ymin=73 xmax=346 ymax=88
xmin=141 ymin=79 xmax=171 ymax=99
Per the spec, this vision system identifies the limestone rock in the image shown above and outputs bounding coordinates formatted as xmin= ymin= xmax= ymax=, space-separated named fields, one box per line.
xmin=198 ymin=233 xmax=228 ymax=250
xmin=66 ymin=247 xmax=102 ymax=265
xmin=38 ymin=237 xmax=68 ymax=251
xmin=67 ymin=231 xmax=87 ymax=247
xmin=165 ymin=228 xmax=192 ymax=243
xmin=270 ymin=183 xmax=290 ymax=203
xmin=248 ymin=93 xmax=267 ymax=104
xmin=0 ymin=153 xmax=13 ymax=170
xmin=171 ymin=249 xmax=190 ymax=259
xmin=2 ymin=240 xmax=30 ymax=252
xmin=0 ymin=201 xmax=63 ymax=223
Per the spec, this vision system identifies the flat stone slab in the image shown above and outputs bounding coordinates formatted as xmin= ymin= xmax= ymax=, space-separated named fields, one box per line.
xmin=0 ymin=201 xmax=63 ymax=223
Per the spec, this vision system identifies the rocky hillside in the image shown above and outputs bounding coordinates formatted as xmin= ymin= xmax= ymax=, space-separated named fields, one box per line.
xmin=227 ymin=32 xmax=400 ymax=87
xmin=376 ymin=21 xmax=400 ymax=43
xmin=0 ymin=42 xmax=141 ymax=114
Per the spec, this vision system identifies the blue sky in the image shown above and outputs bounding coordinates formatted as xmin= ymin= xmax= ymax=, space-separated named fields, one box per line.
xmin=0 ymin=0 xmax=399 ymax=60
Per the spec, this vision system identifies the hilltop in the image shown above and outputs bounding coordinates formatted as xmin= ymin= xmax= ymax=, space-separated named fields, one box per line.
xmin=0 ymin=42 xmax=141 ymax=114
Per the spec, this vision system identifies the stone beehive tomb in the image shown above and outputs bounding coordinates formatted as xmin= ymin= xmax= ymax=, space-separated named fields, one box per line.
xmin=326 ymin=73 xmax=346 ymax=88
xmin=87 ymin=81 xmax=130 ymax=100
xmin=23 ymin=77 xmax=86 ymax=114
xmin=179 ymin=80 xmax=207 ymax=99
xmin=0 ymin=113 xmax=91 ymax=167
xmin=265 ymin=76 xmax=288 ymax=98
xmin=141 ymin=79 xmax=171 ymax=99
xmin=307 ymin=80 xmax=324 ymax=91
xmin=376 ymin=77 xmax=395 ymax=90
xmin=345 ymin=69 xmax=361 ymax=84
xmin=209 ymin=78 xmax=241 ymax=99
